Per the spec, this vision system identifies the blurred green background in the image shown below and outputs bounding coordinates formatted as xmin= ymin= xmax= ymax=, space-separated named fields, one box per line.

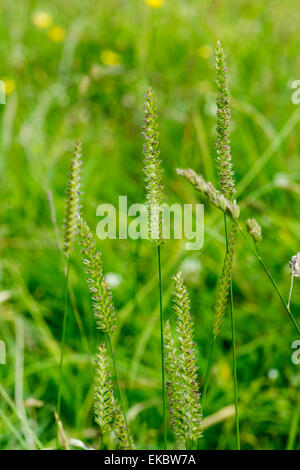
xmin=0 ymin=0 xmax=299 ymax=450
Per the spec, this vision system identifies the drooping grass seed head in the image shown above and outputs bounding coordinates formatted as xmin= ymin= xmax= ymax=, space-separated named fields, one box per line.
xmin=215 ymin=41 xmax=235 ymax=201
xmin=142 ymin=87 xmax=164 ymax=245
xmin=63 ymin=140 xmax=82 ymax=257
xmin=94 ymin=343 xmax=114 ymax=433
xmin=176 ymin=168 xmax=240 ymax=219
xmin=290 ymin=253 xmax=300 ymax=277
xmin=246 ymin=218 xmax=262 ymax=243
xmin=77 ymin=216 xmax=116 ymax=335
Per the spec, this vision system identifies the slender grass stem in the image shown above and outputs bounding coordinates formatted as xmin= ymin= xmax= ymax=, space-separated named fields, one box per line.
xmin=100 ymin=432 xmax=104 ymax=450
xmin=107 ymin=334 xmax=131 ymax=449
xmin=224 ymin=215 xmax=240 ymax=450
xmin=68 ymin=283 xmax=92 ymax=362
xmin=201 ymin=338 xmax=215 ymax=408
xmin=235 ymin=222 xmax=300 ymax=336
xmin=57 ymin=256 xmax=71 ymax=420
xmin=229 ymin=279 xmax=240 ymax=449
xmin=286 ymin=400 xmax=300 ymax=450
xmin=157 ymin=245 xmax=167 ymax=449
xmin=253 ymin=242 xmax=300 ymax=336
xmin=287 ymin=275 xmax=294 ymax=310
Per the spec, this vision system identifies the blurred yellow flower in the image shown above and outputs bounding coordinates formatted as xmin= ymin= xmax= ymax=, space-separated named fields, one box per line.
xmin=32 ymin=11 xmax=52 ymax=29
xmin=1 ymin=78 xmax=16 ymax=95
xmin=145 ymin=0 xmax=164 ymax=8
xmin=218 ymin=361 xmax=232 ymax=383
xmin=199 ymin=45 xmax=213 ymax=59
xmin=100 ymin=50 xmax=121 ymax=66
xmin=48 ymin=26 xmax=66 ymax=43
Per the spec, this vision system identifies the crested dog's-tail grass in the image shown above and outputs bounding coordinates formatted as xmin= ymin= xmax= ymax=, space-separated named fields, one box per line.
xmin=94 ymin=343 xmax=135 ymax=449
xmin=112 ymin=399 xmax=135 ymax=450
xmin=213 ymin=41 xmax=240 ymax=448
xmin=142 ymin=87 xmax=167 ymax=449
xmin=178 ymin=43 xmax=241 ymax=448
xmin=77 ymin=216 xmax=116 ymax=335
xmin=56 ymin=141 xmax=82 ymax=439
xmin=164 ymin=273 xmax=202 ymax=449
xmin=95 ymin=343 xmax=114 ymax=448
xmin=215 ymin=41 xmax=235 ymax=200
xmin=142 ymin=87 xmax=164 ymax=246
xmin=63 ymin=140 xmax=82 ymax=258
xmin=77 ymin=216 xmax=132 ymax=448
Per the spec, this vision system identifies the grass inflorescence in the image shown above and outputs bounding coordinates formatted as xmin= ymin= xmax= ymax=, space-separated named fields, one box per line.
xmin=164 ymin=273 xmax=202 ymax=448
xmin=78 ymin=216 xmax=116 ymax=335
xmin=57 ymin=141 xmax=83 ymax=434
xmin=3 ymin=4 xmax=299 ymax=450
xmin=63 ymin=140 xmax=82 ymax=257
xmin=142 ymin=87 xmax=167 ymax=448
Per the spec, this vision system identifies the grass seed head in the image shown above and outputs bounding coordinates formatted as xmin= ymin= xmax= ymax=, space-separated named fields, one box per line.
xmin=78 ymin=216 xmax=116 ymax=335
xmin=246 ymin=218 xmax=262 ymax=243
xmin=94 ymin=344 xmax=114 ymax=433
xmin=63 ymin=140 xmax=83 ymax=257
xmin=215 ymin=41 xmax=235 ymax=200
xmin=290 ymin=253 xmax=300 ymax=277
xmin=177 ymin=168 xmax=240 ymax=219
xmin=112 ymin=400 xmax=135 ymax=450
xmin=142 ymin=87 xmax=164 ymax=245
xmin=164 ymin=273 xmax=202 ymax=442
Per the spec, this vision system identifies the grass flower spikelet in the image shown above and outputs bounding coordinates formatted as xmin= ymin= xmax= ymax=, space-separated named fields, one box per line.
xmin=164 ymin=320 xmax=183 ymax=439
xmin=177 ymin=168 xmax=240 ymax=219
xmin=164 ymin=273 xmax=202 ymax=443
xmin=78 ymin=216 xmax=116 ymax=334
xmin=290 ymin=253 xmax=300 ymax=278
xmin=215 ymin=41 xmax=235 ymax=200
xmin=246 ymin=218 xmax=262 ymax=243
xmin=94 ymin=343 xmax=114 ymax=433
xmin=142 ymin=87 xmax=164 ymax=244
xmin=63 ymin=140 xmax=82 ymax=257
xmin=112 ymin=400 xmax=135 ymax=450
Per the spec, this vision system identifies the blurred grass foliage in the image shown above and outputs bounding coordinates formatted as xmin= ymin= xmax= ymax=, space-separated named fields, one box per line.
xmin=0 ymin=0 xmax=299 ymax=450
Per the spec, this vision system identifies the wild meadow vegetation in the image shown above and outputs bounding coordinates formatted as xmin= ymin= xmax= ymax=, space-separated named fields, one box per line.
xmin=0 ymin=0 xmax=300 ymax=450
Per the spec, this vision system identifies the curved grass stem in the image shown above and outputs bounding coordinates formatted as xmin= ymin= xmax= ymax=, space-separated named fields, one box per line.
xmin=235 ymin=222 xmax=300 ymax=337
xmin=229 ymin=275 xmax=240 ymax=449
xmin=158 ymin=245 xmax=167 ymax=449
xmin=100 ymin=432 xmax=104 ymax=450
xmin=253 ymin=242 xmax=300 ymax=336
xmin=56 ymin=256 xmax=71 ymax=448
xmin=57 ymin=256 xmax=71 ymax=420
xmin=287 ymin=275 xmax=294 ymax=310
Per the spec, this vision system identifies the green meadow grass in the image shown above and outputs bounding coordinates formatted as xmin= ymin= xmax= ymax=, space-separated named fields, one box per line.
xmin=0 ymin=0 xmax=299 ymax=450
